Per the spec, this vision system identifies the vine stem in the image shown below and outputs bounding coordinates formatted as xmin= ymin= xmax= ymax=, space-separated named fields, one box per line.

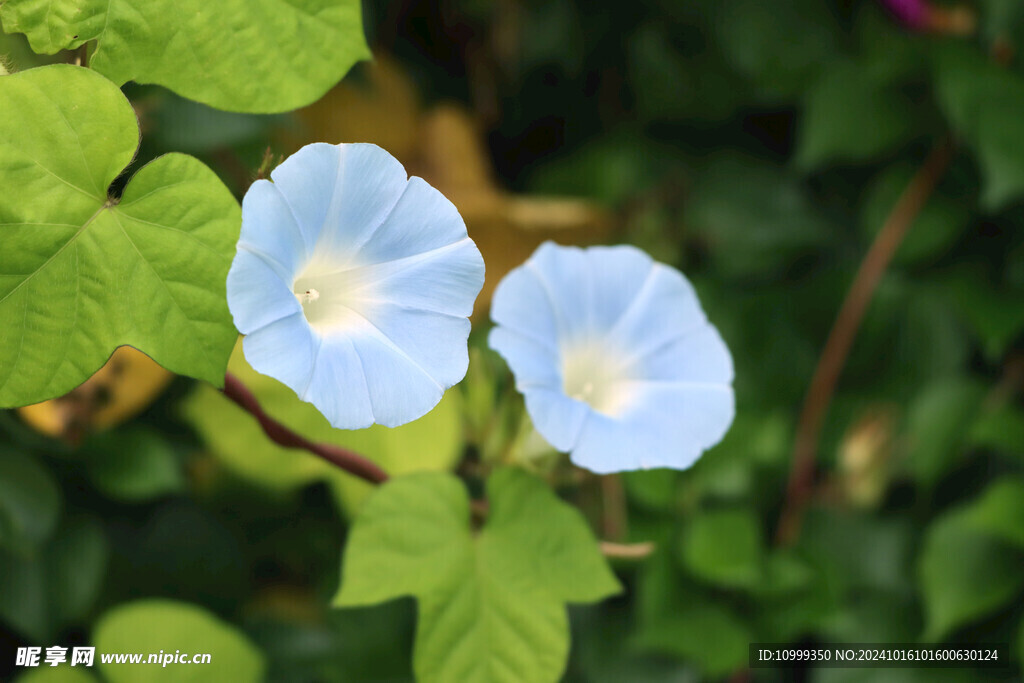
xmin=221 ymin=372 xmax=390 ymax=485
xmin=775 ymin=140 xmax=954 ymax=546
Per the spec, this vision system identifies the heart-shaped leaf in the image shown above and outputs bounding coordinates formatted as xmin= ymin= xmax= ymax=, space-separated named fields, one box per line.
xmin=335 ymin=468 xmax=621 ymax=683
xmin=0 ymin=64 xmax=240 ymax=407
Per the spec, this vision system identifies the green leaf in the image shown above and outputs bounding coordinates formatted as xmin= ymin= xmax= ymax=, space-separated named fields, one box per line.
xmin=0 ymin=516 xmax=108 ymax=641
xmin=796 ymin=60 xmax=916 ymax=170
xmin=679 ymin=507 xmax=764 ymax=589
xmin=714 ymin=0 xmax=839 ymax=98
xmin=627 ymin=22 xmax=743 ymax=123
xmin=0 ymin=0 xmax=369 ymax=113
xmin=632 ymin=604 xmax=751 ymax=677
xmin=182 ymin=341 xmax=463 ymax=514
xmin=755 ymin=550 xmax=815 ymax=598
xmin=0 ymin=449 xmax=60 ymax=554
xmin=623 ymin=469 xmax=677 ymax=511
xmin=686 ymin=154 xmax=833 ymax=279
xmin=0 ymin=64 xmax=240 ymax=408
xmin=685 ymin=412 xmax=790 ymax=501
xmin=335 ymin=468 xmax=620 ymax=683
xmin=94 ymin=600 xmax=265 ymax=683
xmin=632 ymin=546 xmax=753 ymax=675
xmin=942 ymin=271 xmax=1024 ymax=360
xmin=918 ymin=485 xmax=1024 ymax=640
xmin=933 ymin=44 xmax=1024 ymax=209
xmin=904 ymin=377 xmax=987 ymax=484
xmin=969 ymin=404 xmax=1024 ymax=459
xmin=48 ymin=516 xmax=109 ymax=625
xmin=801 ymin=511 xmax=914 ymax=594
xmin=819 ymin=590 xmax=920 ymax=644
xmin=81 ymin=427 xmax=185 ymax=502
xmin=861 ymin=165 xmax=969 ymax=265
xmin=150 ymin=96 xmax=288 ymax=154
xmin=958 ymin=478 xmax=1024 ymax=548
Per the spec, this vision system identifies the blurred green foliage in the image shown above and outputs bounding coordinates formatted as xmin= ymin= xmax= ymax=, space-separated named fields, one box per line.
xmin=4 ymin=0 xmax=1024 ymax=680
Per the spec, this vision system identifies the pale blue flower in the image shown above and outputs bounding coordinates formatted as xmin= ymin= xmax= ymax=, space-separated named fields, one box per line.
xmin=227 ymin=143 xmax=485 ymax=429
xmin=489 ymin=242 xmax=734 ymax=473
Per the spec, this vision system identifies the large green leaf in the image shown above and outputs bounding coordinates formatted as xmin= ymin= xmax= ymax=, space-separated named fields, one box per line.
xmin=94 ymin=600 xmax=265 ymax=683
xmin=182 ymin=341 xmax=463 ymax=514
xmin=335 ymin=468 xmax=621 ymax=683
xmin=0 ymin=0 xmax=369 ymax=113
xmin=0 ymin=65 xmax=240 ymax=408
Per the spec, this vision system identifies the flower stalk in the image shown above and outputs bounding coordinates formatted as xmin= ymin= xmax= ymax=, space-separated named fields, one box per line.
xmin=221 ymin=372 xmax=390 ymax=485
xmin=776 ymin=140 xmax=954 ymax=546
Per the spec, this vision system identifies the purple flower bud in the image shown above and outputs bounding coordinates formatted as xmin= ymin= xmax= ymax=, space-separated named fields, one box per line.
xmin=879 ymin=0 xmax=930 ymax=29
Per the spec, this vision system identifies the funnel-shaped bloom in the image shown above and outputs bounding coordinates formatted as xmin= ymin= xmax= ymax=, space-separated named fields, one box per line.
xmin=227 ymin=143 xmax=485 ymax=429
xmin=489 ymin=242 xmax=733 ymax=473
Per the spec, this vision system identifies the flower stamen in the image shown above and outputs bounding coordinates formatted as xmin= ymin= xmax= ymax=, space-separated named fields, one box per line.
xmin=297 ymin=288 xmax=321 ymax=303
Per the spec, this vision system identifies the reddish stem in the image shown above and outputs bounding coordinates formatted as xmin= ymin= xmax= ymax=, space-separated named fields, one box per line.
xmin=221 ymin=372 xmax=389 ymax=485
xmin=775 ymin=141 xmax=954 ymax=546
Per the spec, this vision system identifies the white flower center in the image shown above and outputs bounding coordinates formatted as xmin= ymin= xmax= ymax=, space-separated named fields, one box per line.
xmin=561 ymin=342 xmax=635 ymax=417
xmin=292 ymin=252 xmax=376 ymax=335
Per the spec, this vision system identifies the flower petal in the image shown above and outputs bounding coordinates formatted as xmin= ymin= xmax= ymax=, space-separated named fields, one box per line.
xmin=357 ymin=176 xmax=474 ymax=265
xmin=238 ymin=178 xmax=309 ymax=279
xmin=226 ymin=249 xmax=302 ymax=335
xmin=350 ymin=237 xmax=485 ymax=317
xmin=606 ymin=262 xmax=708 ymax=358
xmin=490 ymin=264 xmax=561 ymax=350
xmin=526 ymin=242 xmax=593 ymax=342
xmin=571 ymin=383 xmax=734 ymax=473
xmin=242 ymin=312 xmax=318 ymax=393
xmin=632 ymin=325 xmax=734 ymax=385
xmin=488 ymin=327 xmax=562 ymax=391
xmin=303 ymin=334 xmax=375 ymax=429
xmin=524 ymin=388 xmax=589 ymax=452
xmin=266 ymin=143 xmax=341 ymax=253
xmin=352 ymin=303 xmax=471 ymax=389
xmin=574 ymin=244 xmax=655 ymax=331
xmin=347 ymin=328 xmax=446 ymax=428
xmin=316 ymin=143 xmax=410 ymax=257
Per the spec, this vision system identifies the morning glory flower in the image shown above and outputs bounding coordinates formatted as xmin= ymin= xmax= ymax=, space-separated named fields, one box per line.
xmin=227 ymin=143 xmax=485 ymax=429
xmin=489 ymin=242 xmax=734 ymax=473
